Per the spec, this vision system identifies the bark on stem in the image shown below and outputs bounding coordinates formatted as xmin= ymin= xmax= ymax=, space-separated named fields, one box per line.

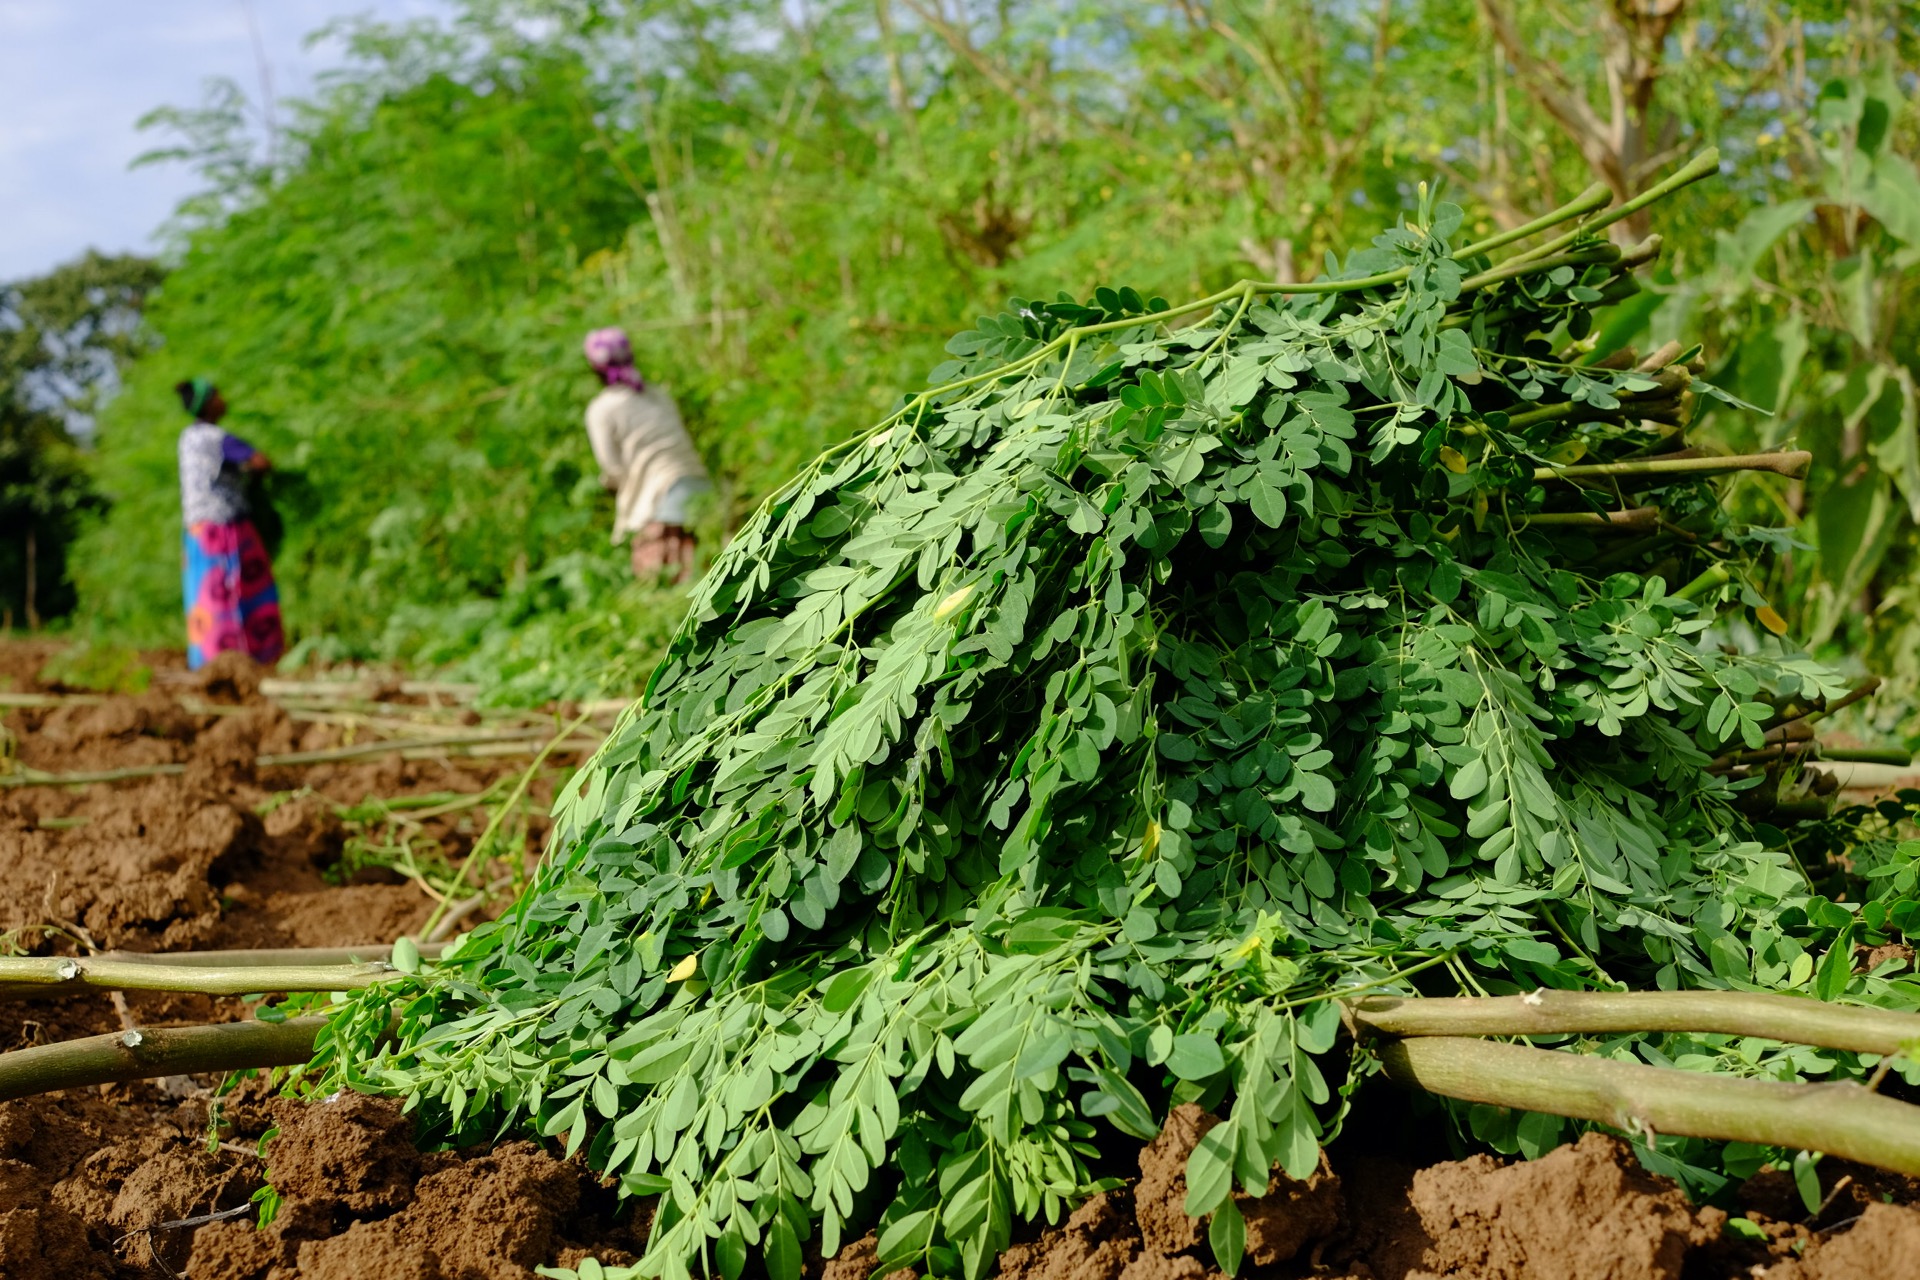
xmin=1377 ymin=1036 xmax=1920 ymax=1176
xmin=1533 ymin=451 xmax=1812 ymax=483
xmin=1517 ymin=508 xmax=1660 ymax=532
xmin=1458 ymin=245 xmax=1620 ymax=294
xmin=95 ymin=944 xmax=444 ymax=968
xmin=1504 ymin=150 xmax=1723 ymax=265
xmin=0 ymin=1017 xmax=325 ymax=1103
xmin=0 ymin=957 xmax=401 ymax=1001
xmin=1347 ymin=990 xmax=1920 ymax=1056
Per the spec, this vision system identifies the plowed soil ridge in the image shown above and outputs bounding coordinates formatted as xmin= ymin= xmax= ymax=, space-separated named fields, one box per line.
xmin=2 ymin=643 xmax=1917 ymax=1279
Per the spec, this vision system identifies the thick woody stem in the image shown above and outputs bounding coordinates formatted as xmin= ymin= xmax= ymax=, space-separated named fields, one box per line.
xmin=94 ymin=944 xmax=444 ymax=968
xmin=0 ymin=957 xmax=402 ymax=1001
xmin=0 ymin=1017 xmax=326 ymax=1103
xmin=1518 ymin=508 xmax=1661 ymax=533
xmin=1377 ymin=1036 xmax=1920 ymax=1177
xmin=1533 ymin=451 xmax=1812 ymax=484
xmin=1346 ymin=989 xmax=1920 ymax=1056
xmin=1459 ymin=245 xmax=1621 ymax=294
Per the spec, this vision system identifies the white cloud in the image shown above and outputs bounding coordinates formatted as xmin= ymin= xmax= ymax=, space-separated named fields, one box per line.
xmin=0 ymin=0 xmax=452 ymax=281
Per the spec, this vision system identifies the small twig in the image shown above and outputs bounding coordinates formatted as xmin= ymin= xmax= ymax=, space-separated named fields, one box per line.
xmin=0 ymin=692 xmax=106 ymax=709
xmin=258 ymin=677 xmax=479 ymax=700
xmin=118 ymin=1200 xmax=258 ymax=1279
xmin=422 ymin=876 xmax=515 ymax=943
xmin=420 ymin=710 xmax=595 ymax=939
xmin=0 ymin=763 xmax=187 ymax=787
xmin=257 ymin=730 xmax=551 ymax=767
xmin=1808 ymin=1174 xmax=1854 ymax=1223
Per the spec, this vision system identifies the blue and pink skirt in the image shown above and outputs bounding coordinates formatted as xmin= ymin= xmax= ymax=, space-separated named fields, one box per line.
xmin=183 ymin=520 xmax=284 ymax=670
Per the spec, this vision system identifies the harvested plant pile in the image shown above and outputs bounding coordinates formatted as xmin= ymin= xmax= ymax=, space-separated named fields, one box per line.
xmin=307 ymin=155 xmax=1920 ymax=1278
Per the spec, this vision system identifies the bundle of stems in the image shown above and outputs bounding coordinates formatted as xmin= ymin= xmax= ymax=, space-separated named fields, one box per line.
xmin=3 ymin=974 xmax=1917 ymax=1176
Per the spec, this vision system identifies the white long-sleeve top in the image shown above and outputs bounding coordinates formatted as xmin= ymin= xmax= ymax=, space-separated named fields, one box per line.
xmin=584 ymin=384 xmax=709 ymax=540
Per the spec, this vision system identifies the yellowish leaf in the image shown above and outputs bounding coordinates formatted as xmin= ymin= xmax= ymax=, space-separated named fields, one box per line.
xmin=1757 ymin=605 xmax=1789 ymax=636
xmin=1142 ymin=821 xmax=1161 ymax=857
xmin=1438 ymin=446 xmax=1469 ymax=474
xmin=1545 ymin=440 xmax=1589 ymax=465
xmin=667 ymin=954 xmax=699 ymax=982
xmin=933 ymin=584 xmax=975 ymax=620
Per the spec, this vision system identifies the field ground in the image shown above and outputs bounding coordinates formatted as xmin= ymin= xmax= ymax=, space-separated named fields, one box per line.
xmin=3 ymin=640 xmax=1919 ymax=1279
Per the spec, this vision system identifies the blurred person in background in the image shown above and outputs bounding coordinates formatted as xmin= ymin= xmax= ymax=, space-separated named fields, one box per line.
xmin=582 ymin=327 xmax=710 ymax=585
xmin=176 ymin=378 xmax=284 ymax=669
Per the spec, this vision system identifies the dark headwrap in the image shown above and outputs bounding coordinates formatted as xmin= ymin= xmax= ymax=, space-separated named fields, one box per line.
xmin=178 ymin=377 xmax=217 ymax=419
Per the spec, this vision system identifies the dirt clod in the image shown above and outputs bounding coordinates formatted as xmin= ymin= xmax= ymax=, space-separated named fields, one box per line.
xmin=1761 ymin=1201 xmax=1920 ymax=1279
xmin=267 ymin=1093 xmax=423 ymax=1216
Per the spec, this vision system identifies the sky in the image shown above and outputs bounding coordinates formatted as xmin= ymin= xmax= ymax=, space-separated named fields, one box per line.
xmin=0 ymin=0 xmax=451 ymax=282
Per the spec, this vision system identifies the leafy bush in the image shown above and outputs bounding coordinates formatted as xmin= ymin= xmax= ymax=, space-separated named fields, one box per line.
xmin=304 ymin=170 xmax=1916 ymax=1279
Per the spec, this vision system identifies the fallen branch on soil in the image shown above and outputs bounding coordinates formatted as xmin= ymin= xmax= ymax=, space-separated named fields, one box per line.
xmin=1 ymin=762 xmax=188 ymax=786
xmin=96 ymin=944 xmax=444 ymax=967
xmin=419 ymin=708 xmax=596 ymax=939
xmin=1346 ymin=990 xmax=1920 ymax=1056
xmin=0 ymin=731 xmax=600 ymax=788
xmin=0 ymin=956 xmax=402 ymax=1000
xmin=257 ymin=678 xmax=480 ymax=701
xmin=257 ymin=730 xmax=554 ymax=766
xmin=0 ymin=1017 xmax=324 ymax=1103
xmin=1376 ymin=1036 xmax=1920 ymax=1176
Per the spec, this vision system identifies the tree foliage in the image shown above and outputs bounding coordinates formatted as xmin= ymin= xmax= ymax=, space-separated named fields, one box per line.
xmin=75 ymin=1 xmax=1917 ymax=703
xmin=303 ymin=176 xmax=1920 ymax=1280
xmin=1 ymin=251 xmax=162 ymax=626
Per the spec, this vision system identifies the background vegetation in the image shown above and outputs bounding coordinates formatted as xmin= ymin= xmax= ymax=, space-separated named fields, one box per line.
xmin=5 ymin=0 xmax=1916 ymax=707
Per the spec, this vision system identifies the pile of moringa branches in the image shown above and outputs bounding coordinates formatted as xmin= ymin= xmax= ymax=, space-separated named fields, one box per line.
xmin=305 ymin=152 xmax=1920 ymax=1278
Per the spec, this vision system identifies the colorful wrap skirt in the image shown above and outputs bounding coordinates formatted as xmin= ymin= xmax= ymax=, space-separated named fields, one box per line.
xmin=183 ymin=520 xmax=284 ymax=670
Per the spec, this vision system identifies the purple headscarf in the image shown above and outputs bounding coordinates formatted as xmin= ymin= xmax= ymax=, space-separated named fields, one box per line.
xmin=584 ymin=327 xmax=645 ymax=391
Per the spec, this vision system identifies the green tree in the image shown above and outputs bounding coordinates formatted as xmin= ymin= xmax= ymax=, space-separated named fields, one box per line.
xmin=1 ymin=252 xmax=163 ymax=628
xmin=76 ymin=0 xmax=1917 ymax=703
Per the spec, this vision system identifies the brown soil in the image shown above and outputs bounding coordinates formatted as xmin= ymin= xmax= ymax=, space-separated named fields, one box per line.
xmin=4 ymin=643 xmax=1919 ymax=1279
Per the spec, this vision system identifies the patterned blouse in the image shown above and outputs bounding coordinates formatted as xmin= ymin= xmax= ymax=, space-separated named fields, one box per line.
xmin=178 ymin=422 xmax=258 ymax=525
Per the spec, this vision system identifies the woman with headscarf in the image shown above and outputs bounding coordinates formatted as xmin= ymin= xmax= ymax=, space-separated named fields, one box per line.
xmin=176 ymin=377 xmax=284 ymax=669
xmin=582 ymin=327 xmax=711 ymax=584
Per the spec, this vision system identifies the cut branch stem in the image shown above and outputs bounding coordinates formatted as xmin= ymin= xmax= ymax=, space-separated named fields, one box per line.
xmin=95 ymin=945 xmax=444 ymax=968
xmin=0 ymin=1017 xmax=325 ymax=1103
xmin=0 ymin=956 xmax=402 ymax=1000
xmin=1347 ymin=989 xmax=1920 ymax=1055
xmin=1377 ymin=1035 xmax=1920 ymax=1176
xmin=1533 ymin=451 xmax=1811 ymax=484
